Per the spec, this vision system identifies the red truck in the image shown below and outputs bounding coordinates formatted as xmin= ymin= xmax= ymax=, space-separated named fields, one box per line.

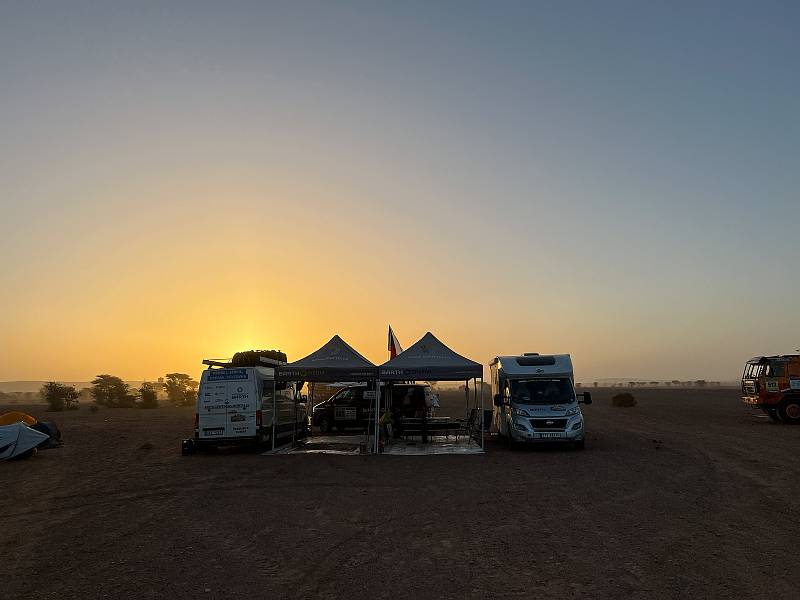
xmin=742 ymin=355 xmax=800 ymax=423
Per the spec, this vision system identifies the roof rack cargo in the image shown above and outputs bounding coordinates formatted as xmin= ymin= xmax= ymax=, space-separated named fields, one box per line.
xmin=202 ymin=349 xmax=288 ymax=369
xmin=231 ymin=349 xmax=287 ymax=367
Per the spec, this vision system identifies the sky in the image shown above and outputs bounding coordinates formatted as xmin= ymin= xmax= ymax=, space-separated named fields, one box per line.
xmin=1 ymin=1 xmax=798 ymax=383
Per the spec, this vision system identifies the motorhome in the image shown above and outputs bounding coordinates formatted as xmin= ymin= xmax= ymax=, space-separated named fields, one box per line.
xmin=490 ymin=353 xmax=591 ymax=449
xmin=189 ymin=357 xmax=307 ymax=452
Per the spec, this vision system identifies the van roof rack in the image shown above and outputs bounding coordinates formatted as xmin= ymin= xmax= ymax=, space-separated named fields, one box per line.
xmin=202 ymin=356 xmax=286 ymax=368
xmin=202 ymin=359 xmax=233 ymax=369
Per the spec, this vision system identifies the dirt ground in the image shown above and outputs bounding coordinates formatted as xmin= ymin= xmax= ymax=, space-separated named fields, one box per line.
xmin=3 ymin=388 xmax=799 ymax=599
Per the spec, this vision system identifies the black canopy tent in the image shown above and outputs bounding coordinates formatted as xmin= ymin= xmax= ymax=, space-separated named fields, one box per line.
xmin=276 ymin=335 xmax=378 ymax=451
xmin=276 ymin=335 xmax=377 ymax=382
xmin=377 ymin=332 xmax=484 ymax=453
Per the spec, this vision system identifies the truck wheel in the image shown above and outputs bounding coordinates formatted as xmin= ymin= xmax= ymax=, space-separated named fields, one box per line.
xmin=778 ymin=397 xmax=800 ymax=424
xmin=318 ymin=416 xmax=332 ymax=433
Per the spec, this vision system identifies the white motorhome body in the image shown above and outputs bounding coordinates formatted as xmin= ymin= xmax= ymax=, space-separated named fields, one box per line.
xmin=196 ymin=366 xmax=306 ymax=447
xmin=490 ymin=354 xmax=591 ymax=449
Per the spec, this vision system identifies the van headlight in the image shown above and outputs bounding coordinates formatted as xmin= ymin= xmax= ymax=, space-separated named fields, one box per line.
xmin=512 ymin=407 xmax=530 ymax=417
xmin=565 ymin=406 xmax=579 ymax=416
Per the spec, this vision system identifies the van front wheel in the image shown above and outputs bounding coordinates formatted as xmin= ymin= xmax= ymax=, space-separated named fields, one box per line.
xmin=318 ymin=416 xmax=332 ymax=433
xmin=778 ymin=397 xmax=800 ymax=424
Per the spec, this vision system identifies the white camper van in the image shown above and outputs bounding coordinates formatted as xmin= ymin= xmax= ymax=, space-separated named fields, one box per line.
xmin=490 ymin=353 xmax=591 ymax=449
xmin=193 ymin=364 xmax=307 ymax=451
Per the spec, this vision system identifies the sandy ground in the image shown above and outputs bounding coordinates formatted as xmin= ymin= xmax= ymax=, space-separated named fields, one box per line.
xmin=2 ymin=388 xmax=799 ymax=599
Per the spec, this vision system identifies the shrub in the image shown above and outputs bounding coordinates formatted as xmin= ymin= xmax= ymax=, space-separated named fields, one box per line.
xmin=91 ymin=375 xmax=132 ymax=408
xmin=164 ymin=373 xmax=198 ymax=407
xmin=138 ymin=383 xmax=158 ymax=409
xmin=611 ymin=392 xmax=637 ymax=407
xmin=40 ymin=382 xmax=80 ymax=412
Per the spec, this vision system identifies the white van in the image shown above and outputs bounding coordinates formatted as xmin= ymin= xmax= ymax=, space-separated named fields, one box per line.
xmin=193 ymin=365 xmax=307 ymax=450
xmin=490 ymin=354 xmax=591 ymax=450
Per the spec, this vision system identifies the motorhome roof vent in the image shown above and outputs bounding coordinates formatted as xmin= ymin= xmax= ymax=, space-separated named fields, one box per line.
xmin=516 ymin=355 xmax=556 ymax=367
xmin=522 ymin=352 xmax=539 ymax=356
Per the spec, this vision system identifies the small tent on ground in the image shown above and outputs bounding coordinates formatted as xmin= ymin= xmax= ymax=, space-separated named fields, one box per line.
xmin=0 ymin=422 xmax=49 ymax=461
xmin=0 ymin=412 xmax=63 ymax=449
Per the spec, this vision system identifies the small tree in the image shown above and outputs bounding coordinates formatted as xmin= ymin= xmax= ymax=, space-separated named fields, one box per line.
xmin=138 ymin=382 xmax=159 ymax=409
xmin=164 ymin=373 xmax=198 ymax=406
xmin=41 ymin=382 xmax=80 ymax=412
xmin=91 ymin=374 xmax=134 ymax=408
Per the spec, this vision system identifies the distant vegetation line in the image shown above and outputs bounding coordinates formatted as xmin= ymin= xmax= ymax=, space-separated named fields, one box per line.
xmin=0 ymin=373 xmax=199 ymax=411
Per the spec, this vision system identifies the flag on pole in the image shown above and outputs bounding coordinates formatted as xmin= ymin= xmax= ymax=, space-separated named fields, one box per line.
xmin=388 ymin=326 xmax=403 ymax=359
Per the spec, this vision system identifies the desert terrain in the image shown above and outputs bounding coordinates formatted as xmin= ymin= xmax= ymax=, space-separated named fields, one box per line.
xmin=2 ymin=388 xmax=799 ymax=599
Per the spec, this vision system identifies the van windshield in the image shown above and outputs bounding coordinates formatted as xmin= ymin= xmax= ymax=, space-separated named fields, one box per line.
xmin=511 ymin=378 xmax=575 ymax=405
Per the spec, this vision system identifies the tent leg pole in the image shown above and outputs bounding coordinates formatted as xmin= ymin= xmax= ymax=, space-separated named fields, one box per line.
xmin=271 ymin=382 xmax=276 ymax=452
xmin=472 ymin=378 xmax=477 ymax=445
xmin=375 ymin=378 xmax=380 ymax=454
xmin=480 ymin=377 xmax=484 ymax=450
xmin=293 ymin=385 xmax=297 ymax=448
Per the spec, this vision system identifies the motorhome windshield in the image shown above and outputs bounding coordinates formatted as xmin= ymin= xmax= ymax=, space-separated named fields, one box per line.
xmin=511 ymin=378 xmax=575 ymax=405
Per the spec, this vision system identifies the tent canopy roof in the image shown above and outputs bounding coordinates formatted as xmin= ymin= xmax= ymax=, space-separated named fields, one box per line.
xmin=378 ymin=332 xmax=482 ymax=381
xmin=276 ymin=335 xmax=377 ymax=382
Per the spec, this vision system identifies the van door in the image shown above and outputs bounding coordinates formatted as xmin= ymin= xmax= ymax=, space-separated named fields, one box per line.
xmin=261 ymin=379 xmax=275 ymax=440
xmin=198 ymin=374 xmax=228 ymax=440
xmin=274 ymin=383 xmax=296 ymax=440
xmin=226 ymin=373 xmax=257 ymax=438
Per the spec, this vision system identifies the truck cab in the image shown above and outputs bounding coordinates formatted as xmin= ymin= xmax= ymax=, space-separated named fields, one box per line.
xmin=490 ymin=353 xmax=591 ymax=449
xmin=742 ymin=355 xmax=800 ymax=423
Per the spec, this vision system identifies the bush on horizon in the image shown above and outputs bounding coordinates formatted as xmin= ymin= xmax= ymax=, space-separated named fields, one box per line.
xmin=138 ymin=382 xmax=158 ymax=409
xmin=91 ymin=374 xmax=135 ymax=408
xmin=164 ymin=373 xmax=198 ymax=407
xmin=40 ymin=382 xmax=80 ymax=412
xmin=611 ymin=392 xmax=637 ymax=407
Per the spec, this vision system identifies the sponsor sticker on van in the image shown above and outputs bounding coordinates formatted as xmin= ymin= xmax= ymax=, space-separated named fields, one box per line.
xmin=208 ymin=369 xmax=249 ymax=381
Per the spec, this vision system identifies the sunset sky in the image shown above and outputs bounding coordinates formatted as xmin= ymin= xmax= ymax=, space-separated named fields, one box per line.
xmin=1 ymin=2 xmax=798 ymax=383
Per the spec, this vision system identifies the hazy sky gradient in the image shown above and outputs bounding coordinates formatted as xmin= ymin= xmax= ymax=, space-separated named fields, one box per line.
xmin=1 ymin=1 xmax=798 ymax=381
